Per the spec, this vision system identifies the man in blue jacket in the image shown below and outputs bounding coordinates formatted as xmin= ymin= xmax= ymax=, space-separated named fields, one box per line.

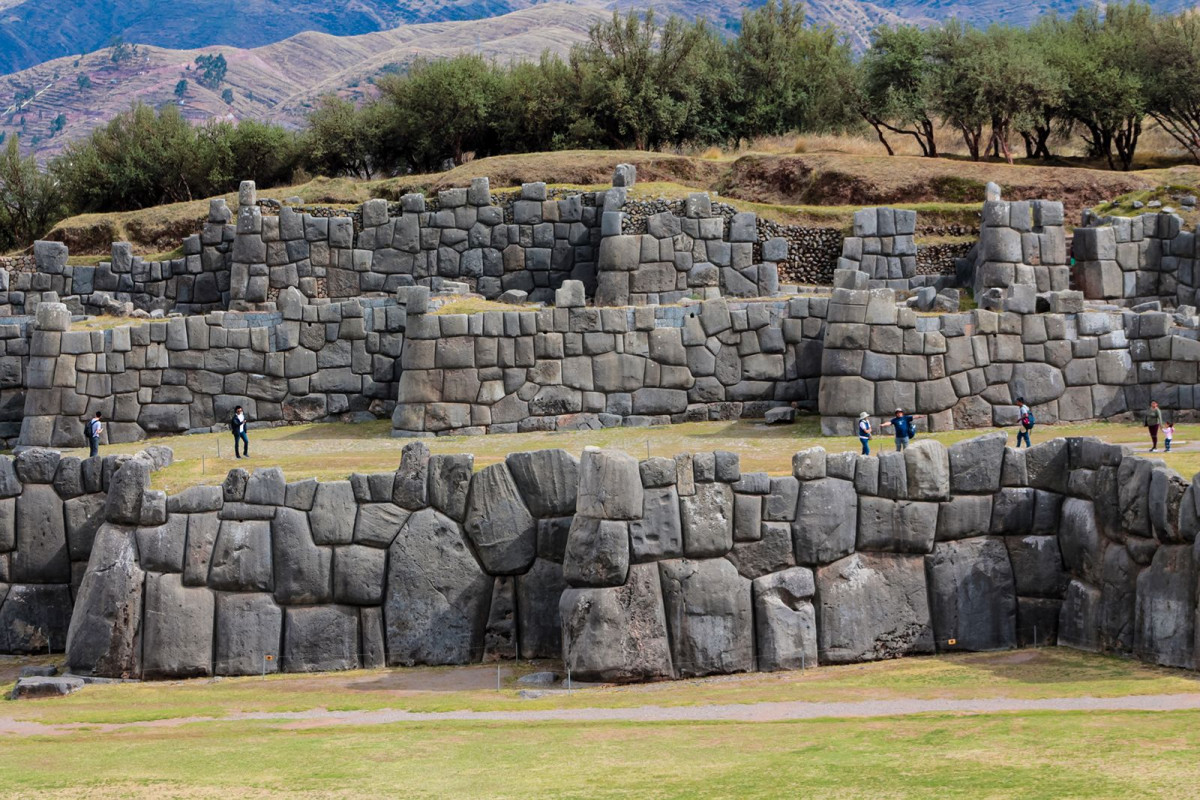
xmin=881 ymin=408 xmax=922 ymax=451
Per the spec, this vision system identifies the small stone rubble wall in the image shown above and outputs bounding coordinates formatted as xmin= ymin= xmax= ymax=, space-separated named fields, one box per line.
xmin=391 ymin=294 xmax=826 ymax=436
xmin=837 ymin=207 xmax=918 ymax=282
xmin=1074 ymin=210 xmax=1200 ymax=308
xmin=17 ymin=292 xmax=407 ymax=448
xmin=818 ymin=286 xmax=1200 ymax=435
xmin=0 ymin=445 xmax=173 ymax=655
xmin=56 ymin=436 xmax=1200 ymax=679
xmin=595 ymin=192 xmax=788 ymax=305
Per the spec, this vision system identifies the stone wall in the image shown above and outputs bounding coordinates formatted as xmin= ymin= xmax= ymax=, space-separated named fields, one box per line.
xmin=968 ymin=187 xmax=1069 ymax=299
xmin=1074 ymin=210 xmax=1199 ymax=308
xmin=17 ymin=292 xmax=406 ymax=448
xmin=0 ymin=445 xmax=172 ymax=655
xmin=391 ymin=292 xmax=826 ymax=436
xmin=817 ymin=284 xmax=1200 ymax=434
xmin=55 ymin=435 xmax=1200 ymax=679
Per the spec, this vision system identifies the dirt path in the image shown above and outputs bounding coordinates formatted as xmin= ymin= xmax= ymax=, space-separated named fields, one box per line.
xmin=5 ymin=693 xmax=1200 ymax=736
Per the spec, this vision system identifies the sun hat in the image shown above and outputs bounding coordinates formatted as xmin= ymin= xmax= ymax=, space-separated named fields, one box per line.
xmin=859 ymin=412 xmax=869 ymax=420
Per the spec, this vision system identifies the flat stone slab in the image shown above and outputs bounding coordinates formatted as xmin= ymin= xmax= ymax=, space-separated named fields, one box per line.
xmin=10 ymin=675 xmax=84 ymax=699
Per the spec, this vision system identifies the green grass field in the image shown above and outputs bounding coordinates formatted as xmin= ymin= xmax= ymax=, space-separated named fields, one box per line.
xmin=63 ymin=416 xmax=1200 ymax=494
xmin=1 ymin=649 xmax=1199 ymax=797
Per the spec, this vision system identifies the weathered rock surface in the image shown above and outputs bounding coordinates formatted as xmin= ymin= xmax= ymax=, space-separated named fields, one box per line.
xmin=65 ymin=525 xmax=144 ymax=677
xmin=753 ymin=567 xmax=817 ymax=671
xmin=142 ymin=572 xmax=214 ymax=679
xmin=925 ymin=537 xmax=1017 ymax=652
xmin=463 ymin=463 xmax=536 ymax=575
xmin=816 ymin=552 xmax=933 ymax=664
xmin=658 ymin=558 xmax=753 ymax=677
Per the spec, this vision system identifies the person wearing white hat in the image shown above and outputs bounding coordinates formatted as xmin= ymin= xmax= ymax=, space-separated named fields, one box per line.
xmin=857 ymin=412 xmax=872 ymax=455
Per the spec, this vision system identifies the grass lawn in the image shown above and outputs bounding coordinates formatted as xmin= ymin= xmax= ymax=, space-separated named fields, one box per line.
xmin=1 ymin=649 xmax=1199 ymax=796
xmin=63 ymin=416 xmax=1200 ymax=494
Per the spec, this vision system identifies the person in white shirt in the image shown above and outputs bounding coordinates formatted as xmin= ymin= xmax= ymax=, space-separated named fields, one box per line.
xmin=230 ymin=406 xmax=250 ymax=459
xmin=857 ymin=412 xmax=872 ymax=455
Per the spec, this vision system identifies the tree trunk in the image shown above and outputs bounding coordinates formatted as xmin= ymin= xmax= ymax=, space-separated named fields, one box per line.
xmin=866 ymin=118 xmax=894 ymax=156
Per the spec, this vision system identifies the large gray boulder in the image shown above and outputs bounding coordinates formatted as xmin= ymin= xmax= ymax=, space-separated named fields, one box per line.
xmin=629 ymin=486 xmax=683 ymax=562
xmin=308 ymin=481 xmax=356 ymax=545
xmin=208 ymin=520 xmax=273 ymax=592
xmin=12 ymin=483 xmax=68 ymax=582
xmin=271 ymin=507 xmax=332 ymax=605
xmin=576 ymin=448 xmax=643 ymax=520
xmin=183 ymin=513 xmax=220 ymax=586
xmin=1004 ymin=535 xmax=1067 ymax=598
xmin=214 ymin=592 xmax=283 ymax=676
xmin=1099 ymin=543 xmax=1137 ymax=653
xmin=1133 ymin=544 xmax=1194 ymax=668
xmin=385 ymin=508 xmax=491 ymax=665
xmin=1057 ymin=578 xmax=1100 ymax=652
xmin=727 ymin=522 xmax=795 ymax=579
xmin=856 ymin=498 xmax=938 ymax=554
xmin=142 ymin=572 xmax=214 ymax=679
xmin=936 ymin=495 xmax=992 ymax=541
xmin=793 ymin=478 xmax=857 ymax=565
xmin=353 ymin=503 xmax=410 ymax=547
xmin=0 ymin=583 xmax=72 ymax=653
xmin=815 ymin=552 xmax=934 ymax=664
xmin=563 ymin=517 xmax=630 ymax=587
xmin=104 ymin=458 xmax=150 ymax=525
xmin=282 ymin=605 xmax=360 ymax=672
xmin=463 ymin=463 xmax=537 ymax=575
xmin=428 ymin=454 xmax=474 ymax=521
xmin=1059 ymin=498 xmax=1103 ymax=584
xmin=392 ymin=441 xmax=430 ymax=510
xmin=65 ymin=525 xmax=145 ymax=677
xmin=135 ymin=515 xmax=188 ymax=573
xmin=925 ymin=537 xmax=1017 ymax=652
xmin=752 ymin=567 xmax=817 ymax=671
xmin=560 ymin=563 xmax=674 ymax=682
xmin=658 ymin=558 xmax=753 ymax=677
xmin=332 ymin=545 xmax=387 ymax=605
xmin=904 ymin=440 xmax=949 ymax=500
xmin=680 ymin=482 xmax=733 ymax=557
xmin=948 ymin=432 xmax=1006 ymax=493
xmin=505 ymin=449 xmax=579 ymax=517
xmin=516 ymin=557 xmax=566 ymax=659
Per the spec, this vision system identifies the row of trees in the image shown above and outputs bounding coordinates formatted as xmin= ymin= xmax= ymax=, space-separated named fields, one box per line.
xmin=4 ymin=0 xmax=1200 ymax=248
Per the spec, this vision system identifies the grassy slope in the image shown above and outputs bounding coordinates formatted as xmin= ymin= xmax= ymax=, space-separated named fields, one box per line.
xmin=43 ymin=148 xmax=1200 ymax=256
xmin=1 ymin=649 xmax=1198 ymax=796
xmin=71 ymin=417 xmax=1200 ymax=494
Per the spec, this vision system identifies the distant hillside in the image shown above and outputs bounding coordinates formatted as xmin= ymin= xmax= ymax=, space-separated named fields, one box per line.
xmin=0 ymin=0 xmax=1194 ymax=77
xmin=0 ymin=5 xmax=606 ymax=158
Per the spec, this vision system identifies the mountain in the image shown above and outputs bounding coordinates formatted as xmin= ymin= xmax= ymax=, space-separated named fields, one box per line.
xmin=0 ymin=5 xmax=607 ymax=157
xmin=0 ymin=0 xmax=1194 ymax=77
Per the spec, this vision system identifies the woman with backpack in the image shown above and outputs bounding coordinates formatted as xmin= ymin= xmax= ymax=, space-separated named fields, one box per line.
xmin=1016 ymin=397 xmax=1034 ymax=448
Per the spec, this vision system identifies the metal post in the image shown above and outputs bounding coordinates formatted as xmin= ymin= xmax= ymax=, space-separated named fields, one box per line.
xmin=201 ymin=455 xmax=206 ymax=475
xmin=567 ymin=666 xmax=572 ymax=694
xmin=497 ymin=664 xmax=501 ymax=692
xmin=1034 ymin=624 xmax=1038 ymax=648
xmin=801 ymin=651 xmax=805 ymax=671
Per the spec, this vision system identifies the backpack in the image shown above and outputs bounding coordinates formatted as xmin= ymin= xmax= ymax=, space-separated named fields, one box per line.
xmin=905 ymin=417 xmax=917 ymax=439
xmin=1023 ymin=409 xmax=1035 ymax=428
xmin=83 ymin=418 xmax=92 ymax=439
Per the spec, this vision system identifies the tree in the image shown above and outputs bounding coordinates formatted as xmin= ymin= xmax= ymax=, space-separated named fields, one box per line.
xmin=1046 ymin=3 xmax=1152 ymax=170
xmin=374 ymin=55 xmax=501 ymax=169
xmin=49 ymin=113 xmax=66 ymax=135
xmin=1144 ymin=11 xmax=1200 ymax=164
xmin=194 ymin=54 xmax=228 ymax=90
xmin=569 ymin=11 xmax=715 ymax=150
xmin=490 ymin=54 xmax=577 ymax=154
xmin=925 ymin=21 xmax=988 ymax=160
xmin=857 ymin=25 xmax=938 ymax=156
xmin=973 ymin=26 xmax=1062 ymax=164
xmin=728 ymin=0 xmax=856 ymax=142
xmin=221 ymin=88 xmax=235 ymax=105
xmin=109 ymin=38 xmax=138 ymax=65
xmin=303 ymin=95 xmax=375 ymax=179
xmin=0 ymin=136 xmax=65 ymax=250
xmin=174 ymin=79 xmax=188 ymax=100
xmin=76 ymin=74 xmax=92 ymax=91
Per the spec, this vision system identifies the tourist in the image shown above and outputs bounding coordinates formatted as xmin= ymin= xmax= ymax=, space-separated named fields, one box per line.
xmin=230 ymin=405 xmax=250 ymax=458
xmin=1146 ymin=401 xmax=1163 ymax=452
xmin=87 ymin=412 xmax=103 ymax=458
xmin=1016 ymin=397 xmax=1034 ymax=448
xmin=881 ymin=408 xmax=921 ymax=451
xmin=1163 ymin=422 xmax=1175 ymax=452
xmin=857 ymin=412 xmax=872 ymax=455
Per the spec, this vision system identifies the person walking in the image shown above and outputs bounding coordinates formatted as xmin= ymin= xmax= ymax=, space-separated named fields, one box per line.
xmin=1163 ymin=422 xmax=1175 ymax=452
xmin=881 ymin=408 xmax=922 ymax=451
xmin=87 ymin=412 xmax=103 ymax=458
xmin=230 ymin=405 xmax=250 ymax=459
xmin=1146 ymin=401 xmax=1163 ymax=452
xmin=1016 ymin=397 xmax=1034 ymax=449
xmin=857 ymin=412 xmax=872 ymax=455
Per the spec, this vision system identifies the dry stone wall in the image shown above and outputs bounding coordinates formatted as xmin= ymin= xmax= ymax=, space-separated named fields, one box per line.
xmin=818 ymin=284 xmax=1200 ymax=434
xmin=392 ymin=293 xmax=825 ymax=436
xmin=17 ymin=292 xmax=406 ymax=449
xmin=0 ymin=445 xmax=173 ymax=655
xmin=1075 ymin=210 xmax=1200 ymax=308
xmin=52 ymin=435 xmax=1200 ymax=680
